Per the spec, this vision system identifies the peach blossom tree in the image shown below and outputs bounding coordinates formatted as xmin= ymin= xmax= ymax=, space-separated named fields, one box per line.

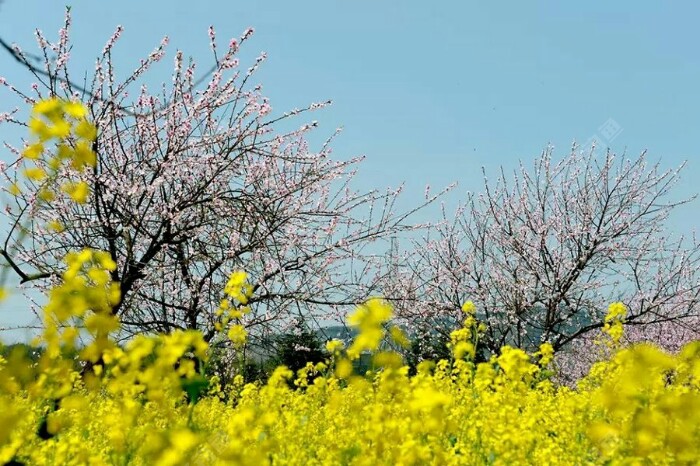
xmin=382 ymin=148 xmax=700 ymax=360
xmin=0 ymin=11 xmax=441 ymax=346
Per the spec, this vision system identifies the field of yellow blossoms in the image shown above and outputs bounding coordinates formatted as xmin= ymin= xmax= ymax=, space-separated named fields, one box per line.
xmin=1 ymin=99 xmax=699 ymax=465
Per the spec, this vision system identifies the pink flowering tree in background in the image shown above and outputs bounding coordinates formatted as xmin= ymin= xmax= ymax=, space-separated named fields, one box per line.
xmin=0 ymin=11 xmax=444 ymax=352
xmin=382 ymin=147 xmax=700 ymax=365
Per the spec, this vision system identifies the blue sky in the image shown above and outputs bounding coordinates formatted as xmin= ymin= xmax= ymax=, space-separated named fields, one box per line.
xmin=1 ymin=1 xmax=699 ymax=339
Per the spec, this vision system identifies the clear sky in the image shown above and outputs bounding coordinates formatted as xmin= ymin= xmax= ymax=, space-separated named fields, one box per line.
xmin=1 ymin=1 xmax=699 ymax=339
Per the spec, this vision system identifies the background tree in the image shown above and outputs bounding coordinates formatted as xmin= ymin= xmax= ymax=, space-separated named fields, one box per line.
xmin=267 ymin=321 xmax=326 ymax=374
xmin=0 ymin=11 xmax=443 ymax=346
xmin=382 ymin=147 xmax=700 ymax=357
xmin=404 ymin=327 xmax=451 ymax=375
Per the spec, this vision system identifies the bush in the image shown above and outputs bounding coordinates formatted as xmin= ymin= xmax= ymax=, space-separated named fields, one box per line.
xmin=268 ymin=323 xmax=327 ymax=385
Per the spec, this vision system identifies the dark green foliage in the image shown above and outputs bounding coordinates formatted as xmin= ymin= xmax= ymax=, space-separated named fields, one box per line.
xmin=180 ymin=374 xmax=209 ymax=404
xmin=0 ymin=343 xmax=43 ymax=363
xmin=269 ymin=323 xmax=326 ymax=375
xmin=5 ymin=459 xmax=27 ymax=466
xmin=240 ymin=360 xmax=272 ymax=384
xmin=405 ymin=330 xmax=452 ymax=375
xmin=36 ymin=399 xmax=59 ymax=441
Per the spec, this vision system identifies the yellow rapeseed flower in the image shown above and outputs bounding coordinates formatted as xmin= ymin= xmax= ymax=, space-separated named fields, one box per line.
xmin=24 ymin=167 xmax=47 ymax=181
xmin=228 ymin=324 xmax=247 ymax=347
xmin=22 ymin=143 xmax=44 ymax=159
xmin=33 ymin=97 xmax=62 ymax=116
xmin=63 ymin=100 xmax=89 ymax=118
xmin=75 ymin=120 xmax=98 ymax=141
xmin=61 ymin=181 xmax=90 ymax=203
